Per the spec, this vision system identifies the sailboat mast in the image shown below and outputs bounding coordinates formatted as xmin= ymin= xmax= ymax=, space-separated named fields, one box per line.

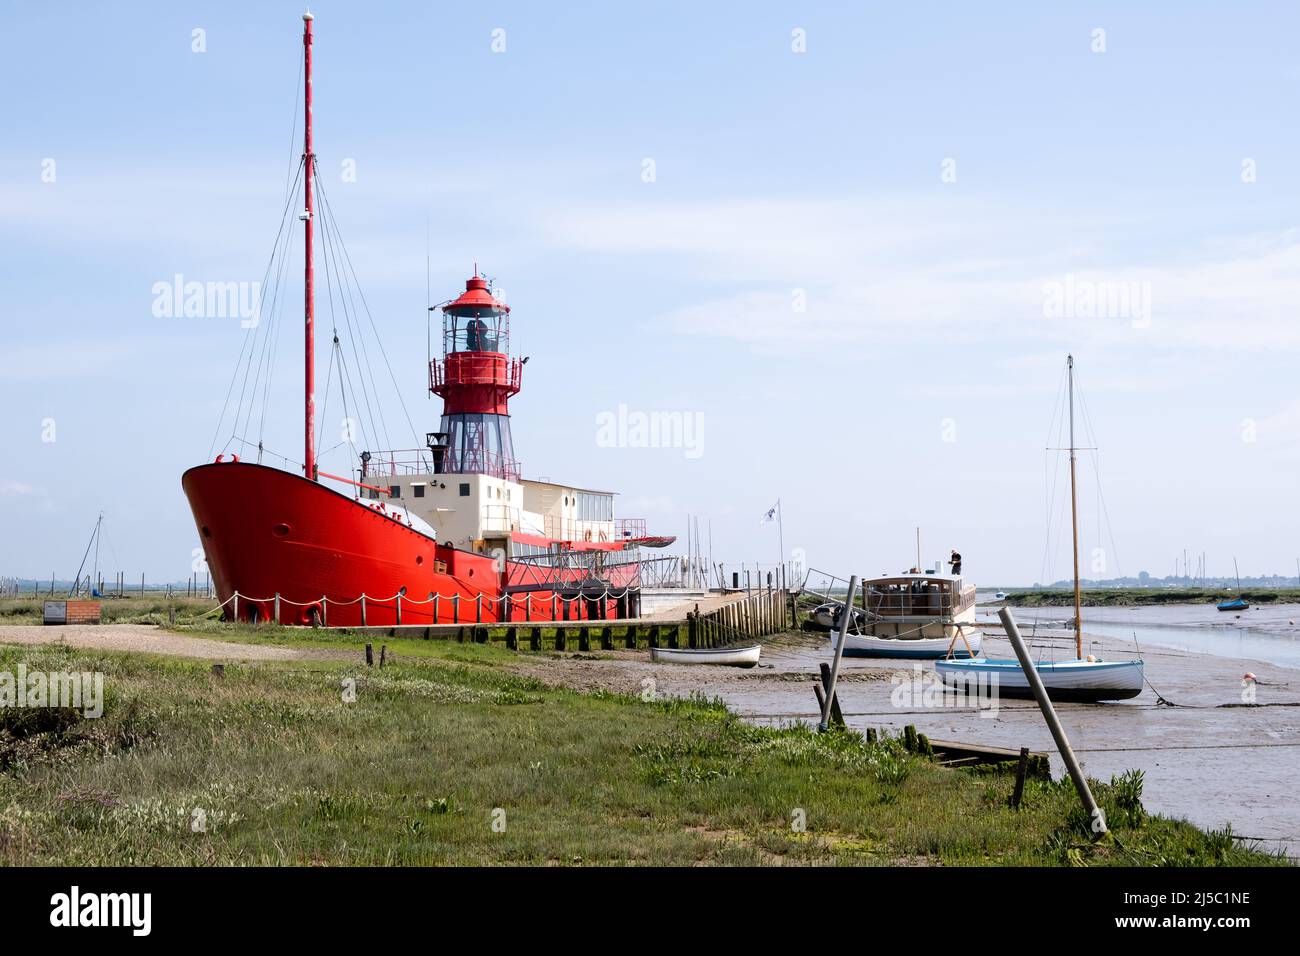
xmin=302 ymin=12 xmax=317 ymax=481
xmin=1067 ymin=354 xmax=1082 ymax=657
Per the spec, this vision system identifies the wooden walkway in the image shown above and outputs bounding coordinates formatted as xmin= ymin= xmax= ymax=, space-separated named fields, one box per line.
xmin=341 ymin=588 xmax=794 ymax=651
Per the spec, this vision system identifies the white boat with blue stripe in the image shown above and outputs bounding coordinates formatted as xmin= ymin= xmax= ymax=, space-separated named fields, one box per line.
xmin=935 ymin=655 xmax=1143 ymax=702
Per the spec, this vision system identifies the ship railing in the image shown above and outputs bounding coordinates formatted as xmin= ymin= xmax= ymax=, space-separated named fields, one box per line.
xmin=615 ymin=518 xmax=647 ymax=539
xmin=363 ymin=448 xmax=522 ymax=482
xmin=506 ymin=550 xmax=648 ymax=590
xmin=799 ymin=569 xmax=974 ymax=617
xmin=480 ymin=503 xmax=521 ymax=533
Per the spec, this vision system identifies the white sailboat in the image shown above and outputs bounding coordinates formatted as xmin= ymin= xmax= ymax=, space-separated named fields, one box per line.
xmin=936 ymin=356 xmax=1144 ymax=702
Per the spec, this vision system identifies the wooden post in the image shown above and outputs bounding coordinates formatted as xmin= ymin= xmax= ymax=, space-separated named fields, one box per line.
xmin=433 ymin=594 xmax=440 ymax=623
xmin=688 ymin=610 xmax=698 ymax=648
xmin=274 ymin=593 xmax=281 ymax=624
xmin=817 ymin=662 xmax=845 ymax=727
xmin=395 ymin=594 xmax=402 ymax=625
xmin=360 ymin=595 xmax=368 ymax=626
xmin=601 ymin=625 xmax=613 ymax=650
xmin=530 ymin=626 xmax=541 ymax=650
xmin=904 ymin=724 xmax=918 ymax=752
xmin=1000 ymin=607 xmax=1107 ymax=834
xmin=555 ymin=627 xmax=566 ymax=651
xmin=365 ymin=643 xmax=374 ymax=667
xmin=1011 ymin=746 xmax=1030 ymax=809
xmin=379 ymin=644 xmax=387 ymax=667
xmin=819 ymin=575 xmax=858 ymax=732
xmin=506 ymin=626 xmax=518 ymax=650
xmin=453 ymin=594 xmax=460 ymax=624
xmin=232 ymin=592 xmax=239 ymax=622
xmin=475 ymin=593 xmax=482 ymax=623
xmin=321 ymin=597 xmax=328 ymax=627
xmin=578 ymin=627 xmax=590 ymax=652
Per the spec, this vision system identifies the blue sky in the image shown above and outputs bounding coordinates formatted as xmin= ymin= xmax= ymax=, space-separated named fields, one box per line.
xmin=2 ymin=1 xmax=1299 ymax=585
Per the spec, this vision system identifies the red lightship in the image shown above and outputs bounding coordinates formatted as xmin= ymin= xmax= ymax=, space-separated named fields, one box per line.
xmin=183 ymin=14 xmax=672 ymax=627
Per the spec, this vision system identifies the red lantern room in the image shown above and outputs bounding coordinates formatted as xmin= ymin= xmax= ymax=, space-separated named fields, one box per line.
xmin=429 ymin=270 xmax=523 ymax=480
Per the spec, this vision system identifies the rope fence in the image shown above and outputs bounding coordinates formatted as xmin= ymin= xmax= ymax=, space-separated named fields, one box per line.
xmin=208 ymin=582 xmax=644 ymax=627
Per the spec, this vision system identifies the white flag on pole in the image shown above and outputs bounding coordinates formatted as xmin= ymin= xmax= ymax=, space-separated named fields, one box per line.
xmin=760 ymin=502 xmax=779 ymax=525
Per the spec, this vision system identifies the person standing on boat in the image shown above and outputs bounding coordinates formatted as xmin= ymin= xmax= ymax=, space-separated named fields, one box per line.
xmin=948 ymin=550 xmax=962 ymax=575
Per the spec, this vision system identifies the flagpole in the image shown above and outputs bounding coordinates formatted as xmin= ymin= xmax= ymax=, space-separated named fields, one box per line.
xmin=777 ymin=498 xmax=785 ymax=582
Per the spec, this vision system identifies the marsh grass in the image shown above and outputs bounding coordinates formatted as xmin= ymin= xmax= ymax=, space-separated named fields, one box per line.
xmin=0 ymin=641 xmax=1285 ymax=866
xmin=1005 ymin=588 xmax=1300 ymax=608
xmin=0 ymin=596 xmax=217 ymax=626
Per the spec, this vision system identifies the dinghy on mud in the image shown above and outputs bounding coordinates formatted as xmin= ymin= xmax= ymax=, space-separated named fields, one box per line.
xmin=650 ymin=644 xmax=762 ymax=668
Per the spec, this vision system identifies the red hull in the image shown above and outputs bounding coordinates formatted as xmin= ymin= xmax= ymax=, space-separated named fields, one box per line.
xmin=182 ymin=461 xmax=626 ymax=626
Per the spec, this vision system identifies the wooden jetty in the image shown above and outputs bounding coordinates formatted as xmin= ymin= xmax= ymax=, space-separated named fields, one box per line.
xmin=318 ymin=587 xmax=793 ymax=653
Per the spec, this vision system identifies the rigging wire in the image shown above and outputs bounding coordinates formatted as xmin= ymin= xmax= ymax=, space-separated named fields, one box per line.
xmin=208 ymin=158 xmax=303 ymax=458
xmin=315 ymin=168 xmax=428 ymax=465
xmin=316 ymin=179 xmax=384 ymax=454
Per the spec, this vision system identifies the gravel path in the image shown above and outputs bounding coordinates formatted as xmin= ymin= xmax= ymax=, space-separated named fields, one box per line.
xmin=0 ymin=624 xmax=306 ymax=661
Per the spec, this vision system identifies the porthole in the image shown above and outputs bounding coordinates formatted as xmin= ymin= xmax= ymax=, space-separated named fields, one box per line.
xmin=273 ymin=523 xmax=290 ymax=537
xmin=415 ymin=555 xmax=424 ymax=566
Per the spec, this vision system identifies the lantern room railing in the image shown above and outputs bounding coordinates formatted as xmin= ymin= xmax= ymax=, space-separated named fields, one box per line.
xmin=430 ymin=355 xmax=522 ymax=395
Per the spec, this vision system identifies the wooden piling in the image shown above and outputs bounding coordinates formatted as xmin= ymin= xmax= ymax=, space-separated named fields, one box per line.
xmin=365 ymin=643 xmax=374 ymax=667
xmin=1011 ymin=746 xmax=1030 ymax=809
xmin=817 ymin=662 xmax=845 ymax=728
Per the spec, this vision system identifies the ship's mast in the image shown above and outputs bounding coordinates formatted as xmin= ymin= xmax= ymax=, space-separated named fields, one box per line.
xmin=1067 ymin=354 xmax=1082 ymax=657
xmin=302 ymin=12 xmax=317 ymax=480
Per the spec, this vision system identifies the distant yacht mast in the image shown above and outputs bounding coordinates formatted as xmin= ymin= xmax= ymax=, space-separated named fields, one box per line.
xmin=1067 ymin=354 xmax=1082 ymax=658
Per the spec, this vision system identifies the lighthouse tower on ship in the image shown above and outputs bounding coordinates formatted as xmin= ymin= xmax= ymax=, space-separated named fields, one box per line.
xmin=428 ymin=272 xmax=522 ymax=482
xmin=361 ymin=269 xmax=667 ymax=572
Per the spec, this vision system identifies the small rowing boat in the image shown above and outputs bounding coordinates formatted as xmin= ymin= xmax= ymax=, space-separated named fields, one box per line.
xmin=650 ymin=644 xmax=762 ymax=668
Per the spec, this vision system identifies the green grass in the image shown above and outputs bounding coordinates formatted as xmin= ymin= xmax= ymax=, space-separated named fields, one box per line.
xmin=0 ymin=596 xmax=216 ymax=626
xmin=1004 ymin=588 xmax=1300 ymax=607
xmin=0 ymin=640 xmax=1284 ymax=866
